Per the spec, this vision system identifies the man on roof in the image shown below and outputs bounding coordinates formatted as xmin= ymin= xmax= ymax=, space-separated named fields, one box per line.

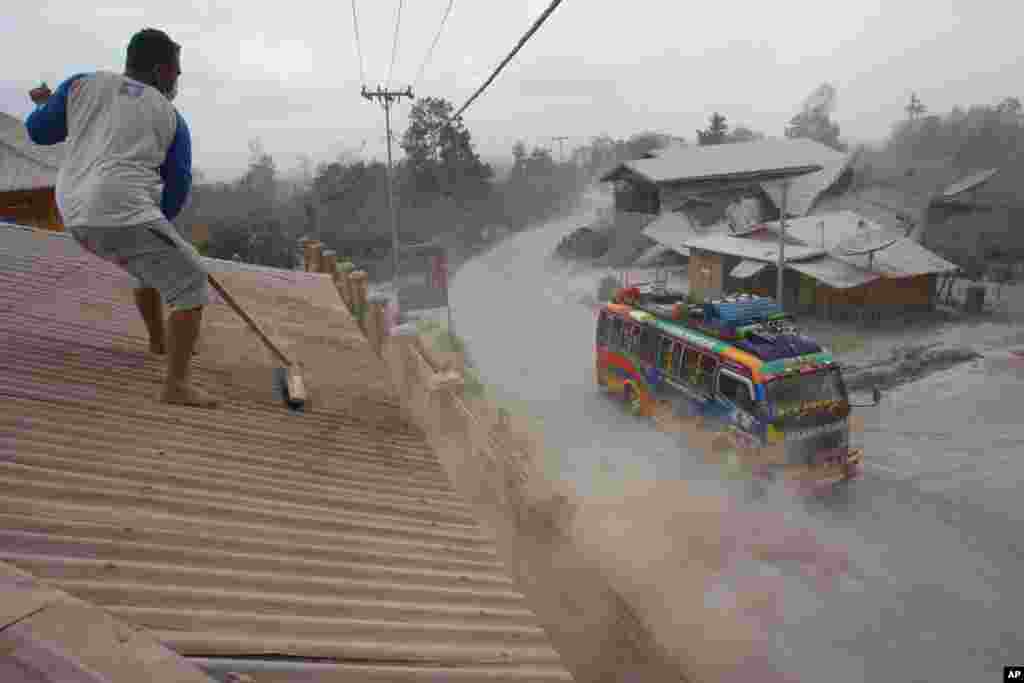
xmin=26 ymin=28 xmax=219 ymax=408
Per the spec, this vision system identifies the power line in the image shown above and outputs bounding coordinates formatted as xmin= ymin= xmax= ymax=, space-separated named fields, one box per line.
xmin=451 ymin=0 xmax=566 ymax=121
xmin=412 ymin=0 xmax=457 ymax=91
xmin=386 ymin=0 xmax=406 ymax=90
xmin=350 ymin=0 xmax=366 ymax=84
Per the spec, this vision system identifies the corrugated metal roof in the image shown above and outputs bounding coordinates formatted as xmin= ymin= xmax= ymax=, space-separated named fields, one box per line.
xmin=760 ymin=151 xmax=854 ymax=217
xmin=601 ymin=138 xmax=832 ymax=185
xmin=730 ymin=259 xmax=768 ymax=279
xmin=757 ymin=210 xmax=873 ymax=252
xmin=754 ymin=212 xmax=959 ymax=277
xmin=941 ymin=168 xmax=999 ymax=198
xmin=828 ymin=233 xmax=959 ymax=277
xmin=0 ymin=223 xmax=571 ymax=681
xmin=686 ymin=231 xmax=827 ymax=262
xmin=641 ymin=211 xmax=703 ymax=255
xmin=785 ymin=256 xmax=879 ymax=289
xmin=811 ymin=188 xmax=921 ymax=236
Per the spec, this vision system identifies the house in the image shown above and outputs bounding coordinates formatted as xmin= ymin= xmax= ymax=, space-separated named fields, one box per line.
xmin=0 ymin=111 xmax=65 ymax=231
xmin=601 ymin=138 xmax=842 ymax=214
xmin=598 ymin=138 xmax=843 ymax=268
xmin=680 ymin=211 xmax=959 ymax=323
xmin=0 ymin=221 xmax=570 ymax=682
xmin=921 ymin=168 xmax=1024 ymax=278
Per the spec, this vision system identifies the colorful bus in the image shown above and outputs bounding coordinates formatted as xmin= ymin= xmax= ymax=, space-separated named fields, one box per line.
xmin=596 ymin=287 xmax=874 ymax=491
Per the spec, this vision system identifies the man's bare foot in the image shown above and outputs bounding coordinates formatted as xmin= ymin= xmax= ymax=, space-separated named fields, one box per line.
xmin=161 ymin=383 xmax=220 ymax=408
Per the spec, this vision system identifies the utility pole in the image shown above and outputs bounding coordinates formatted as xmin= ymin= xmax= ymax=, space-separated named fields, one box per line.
xmin=362 ymin=84 xmax=414 ymax=305
xmin=551 ymin=136 xmax=568 ymax=163
xmin=776 ymin=181 xmax=790 ymax=309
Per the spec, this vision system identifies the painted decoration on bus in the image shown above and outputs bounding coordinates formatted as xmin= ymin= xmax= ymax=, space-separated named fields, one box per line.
xmin=760 ymin=351 xmax=835 ymax=378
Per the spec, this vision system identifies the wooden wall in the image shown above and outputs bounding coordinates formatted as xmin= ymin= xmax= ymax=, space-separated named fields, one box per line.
xmin=721 ymin=258 xmax=937 ymax=323
xmin=0 ymin=188 xmax=63 ymax=231
xmin=688 ymin=249 xmax=724 ymax=300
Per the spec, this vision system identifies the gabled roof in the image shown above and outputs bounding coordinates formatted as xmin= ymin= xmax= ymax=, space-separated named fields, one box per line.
xmin=757 ymin=212 xmax=959 ymax=278
xmin=683 ymin=211 xmax=958 ymax=287
xmin=812 ymin=187 xmax=923 ymax=237
xmin=685 ymin=230 xmax=827 ymax=262
xmin=760 ymin=150 xmax=856 ymax=217
xmin=600 ymin=138 xmax=831 ymax=186
xmin=0 ymin=222 xmax=570 ymax=681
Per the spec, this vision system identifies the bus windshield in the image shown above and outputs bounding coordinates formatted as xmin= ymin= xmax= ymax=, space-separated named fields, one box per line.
xmin=766 ymin=367 xmax=847 ymax=416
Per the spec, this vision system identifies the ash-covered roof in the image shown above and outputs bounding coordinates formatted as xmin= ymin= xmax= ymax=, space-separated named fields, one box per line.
xmin=0 ymin=222 xmax=570 ymax=681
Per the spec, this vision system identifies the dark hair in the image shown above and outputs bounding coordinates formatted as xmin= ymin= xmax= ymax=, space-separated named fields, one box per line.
xmin=126 ymin=28 xmax=180 ymax=73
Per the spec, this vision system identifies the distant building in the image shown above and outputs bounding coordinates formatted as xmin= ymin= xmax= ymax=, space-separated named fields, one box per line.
xmin=604 ymin=139 xmax=962 ymax=323
xmin=679 ymin=212 xmax=958 ymax=324
xmin=921 ymin=169 xmax=1024 ymax=278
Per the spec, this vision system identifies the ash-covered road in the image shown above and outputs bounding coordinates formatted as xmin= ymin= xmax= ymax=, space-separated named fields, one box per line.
xmin=449 ymin=195 xmax=1024 ymax=683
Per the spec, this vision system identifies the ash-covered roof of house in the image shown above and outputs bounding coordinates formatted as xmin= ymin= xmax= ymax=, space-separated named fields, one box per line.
xmin=784 ymin=256 xmax=880 ymax=289
xmin=0 ymin=111 xmax=65 ymax=192
xmin=0 ymin=222 xmax=570 ymax=681
xmin=682 ymin=210 xmax=958 ymax=287
xmin=760 ymin=150 xmax=855 ymax=217
xmin=758 ymin=210 xmax=874 ymax=252
xmin=685 ymin=230 xmax=827 ymax=262
xmin=940 ymin=167 xmax=999 ymax=198
xmin=641 ymin=211 xmax=705 ymax=255
xmin=757 ymin=212 xmax=960 ymax=280
xmin=812 ymin=186 xmax=924 ymax=237
xmin=600 ymin=138 xmax=831 ymax=185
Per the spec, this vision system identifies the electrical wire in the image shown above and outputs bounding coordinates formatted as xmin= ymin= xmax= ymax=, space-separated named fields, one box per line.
xmin=350 ymin=0 xmax=367 ymax=84
xmin=451 ymin=0 xmax=566 ymax=121
xmin=412 ymin=0 xmax=457 ymax=92
xmin=386 ymin=0 xmax=406 ymax=90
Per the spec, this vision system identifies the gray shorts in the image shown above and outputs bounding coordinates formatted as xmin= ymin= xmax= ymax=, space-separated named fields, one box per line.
xmin=69 ymin=218 xmax=210 ymax=311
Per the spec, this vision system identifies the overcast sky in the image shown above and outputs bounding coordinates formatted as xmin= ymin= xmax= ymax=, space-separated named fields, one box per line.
xmin=3 ymin=1 xmax=1022 ymax=181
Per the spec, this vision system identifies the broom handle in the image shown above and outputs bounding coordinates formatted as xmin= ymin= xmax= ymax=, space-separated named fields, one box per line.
xmin=206 ymin=273 xmax=294 ymax=367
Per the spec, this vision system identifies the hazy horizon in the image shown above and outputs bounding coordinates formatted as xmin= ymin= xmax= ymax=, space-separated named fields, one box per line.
xmin=4 ymin=1 xmax=1021 ymax=182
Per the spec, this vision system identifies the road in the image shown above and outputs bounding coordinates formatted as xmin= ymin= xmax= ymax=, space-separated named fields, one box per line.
xmin=450 ymin=195 xmax=1023 ymax=683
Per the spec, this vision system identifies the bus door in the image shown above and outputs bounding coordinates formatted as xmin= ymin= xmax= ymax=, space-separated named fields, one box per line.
xmin=716 ymin=368 xmax=761 ymax=443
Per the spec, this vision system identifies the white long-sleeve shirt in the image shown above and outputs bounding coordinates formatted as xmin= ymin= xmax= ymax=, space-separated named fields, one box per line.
xmin=25 ymin=71 xmax=192 ymax=228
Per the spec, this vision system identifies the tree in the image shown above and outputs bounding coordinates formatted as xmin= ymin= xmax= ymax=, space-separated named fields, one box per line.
xmin=997 ymin=96 xmax=1021 ymax=115
xmin=401 ymin=96 xmax=493 ymax=203
xmin=785 ymin=83 xmax=846 ymax=151
xmin=625 ymin=131 xmax=675 ymax=158
xmin=697 ymin=113 xmax=729 ymax=145
xmin=239 ymin=138 xmax=278 ymax=206
xmin=906 ymin=93 xmax=927 ymax=121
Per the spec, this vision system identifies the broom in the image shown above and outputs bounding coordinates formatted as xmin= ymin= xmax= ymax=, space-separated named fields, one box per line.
xmin=205 ymin=272 xmax=307 ymax=411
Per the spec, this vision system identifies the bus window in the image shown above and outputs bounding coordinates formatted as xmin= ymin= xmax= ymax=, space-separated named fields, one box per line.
xmin=624 ymin=323 xmax=639 ymax=353
xmin=700 ymin=354 xmax=718 ymax=394
xmin=671 ymin=342 xmax=684 ymax=377
xmin=638 ymin=326 xmax=657 ymax=364
xmin=621 ymin=323 xmax=632 ymax=352
xmin=597 ymin=313 xmax=609 ymax=346
xmin=718 ymin=372 xmax=755 ymax=412
xmin=658 ymin=337 xmax=674 ymax=373
xmin=683 ymin=347 xmax=701 ymax=385
xmin=610 ymin=316 xmax=623 ymax=349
